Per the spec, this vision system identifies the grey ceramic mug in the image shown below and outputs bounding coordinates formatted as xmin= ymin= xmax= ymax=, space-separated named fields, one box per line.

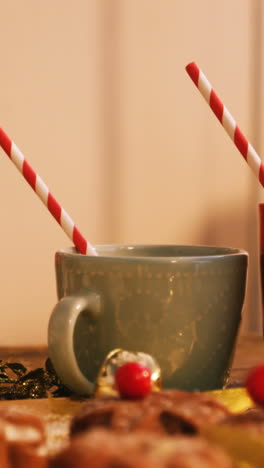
xmin=48 ymin=244 xmax=248 ymax=395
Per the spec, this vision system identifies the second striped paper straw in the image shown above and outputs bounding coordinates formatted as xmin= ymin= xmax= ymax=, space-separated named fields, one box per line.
xmin=186 ymin=61 xmax=264 ymax=188
xmin=0 ymin=127 xmax=97 ymax=256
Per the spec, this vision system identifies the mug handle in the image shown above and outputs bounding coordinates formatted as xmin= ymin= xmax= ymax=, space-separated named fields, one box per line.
xmin=48 ymin=292 xmax=101 ymax=395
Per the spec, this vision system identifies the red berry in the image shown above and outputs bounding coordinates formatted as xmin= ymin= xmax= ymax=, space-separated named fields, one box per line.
xmin=246 ymin=364 xmax=264 ymax=406
xmin=115 ymin=362 xmax=152 ymax=399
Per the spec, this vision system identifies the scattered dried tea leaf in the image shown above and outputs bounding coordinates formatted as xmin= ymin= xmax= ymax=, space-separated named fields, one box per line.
xmin=0 ymin=358 xmax=74 ymax=400
xmin=7 ymin=362 xmax=27 ymax=376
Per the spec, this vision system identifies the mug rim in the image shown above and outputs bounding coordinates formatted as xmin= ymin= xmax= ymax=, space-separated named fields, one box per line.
xmin=57 ymin=244 xmax=248 ymax=262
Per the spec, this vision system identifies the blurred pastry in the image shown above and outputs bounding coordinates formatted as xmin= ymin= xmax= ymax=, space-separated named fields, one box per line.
xmin=50 ymin=428 xmax=233 ymax=468
xmin=70 ymin=389 xmax=230 ymax=437
xmin=0 ymin=408 xmax=47 ymax=468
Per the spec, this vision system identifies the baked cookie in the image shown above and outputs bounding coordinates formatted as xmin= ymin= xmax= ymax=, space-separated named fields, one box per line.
xmin=70 ymin=390 xmax=230 ymax=437
xmin=0 ymin=408 xmax=47 ymax=468
xmin=50 ymin=428 xmax=233 ymax=468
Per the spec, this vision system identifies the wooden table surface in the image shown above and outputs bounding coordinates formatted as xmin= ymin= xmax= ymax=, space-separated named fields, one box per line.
xmin=0 ymin=334 xmax=264 ymax=392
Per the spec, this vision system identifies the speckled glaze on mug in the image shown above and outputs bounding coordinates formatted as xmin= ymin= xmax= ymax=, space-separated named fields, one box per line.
xmin=48 ymin=245 xmax=248 ymax=395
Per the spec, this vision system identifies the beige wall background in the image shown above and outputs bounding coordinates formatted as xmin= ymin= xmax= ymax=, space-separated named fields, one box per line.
xmin=0 ymin=0 xmax=263 ymax=345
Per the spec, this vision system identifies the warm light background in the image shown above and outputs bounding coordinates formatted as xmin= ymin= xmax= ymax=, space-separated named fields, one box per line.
xmin=0 ymin=0 xmax=263 ymax=345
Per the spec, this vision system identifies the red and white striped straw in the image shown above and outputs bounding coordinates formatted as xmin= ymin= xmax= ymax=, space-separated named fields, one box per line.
xmin=0 ymin=127 xmax=97 ymax=256
xmin=186 ymin=61 xmax=264 ymax=187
